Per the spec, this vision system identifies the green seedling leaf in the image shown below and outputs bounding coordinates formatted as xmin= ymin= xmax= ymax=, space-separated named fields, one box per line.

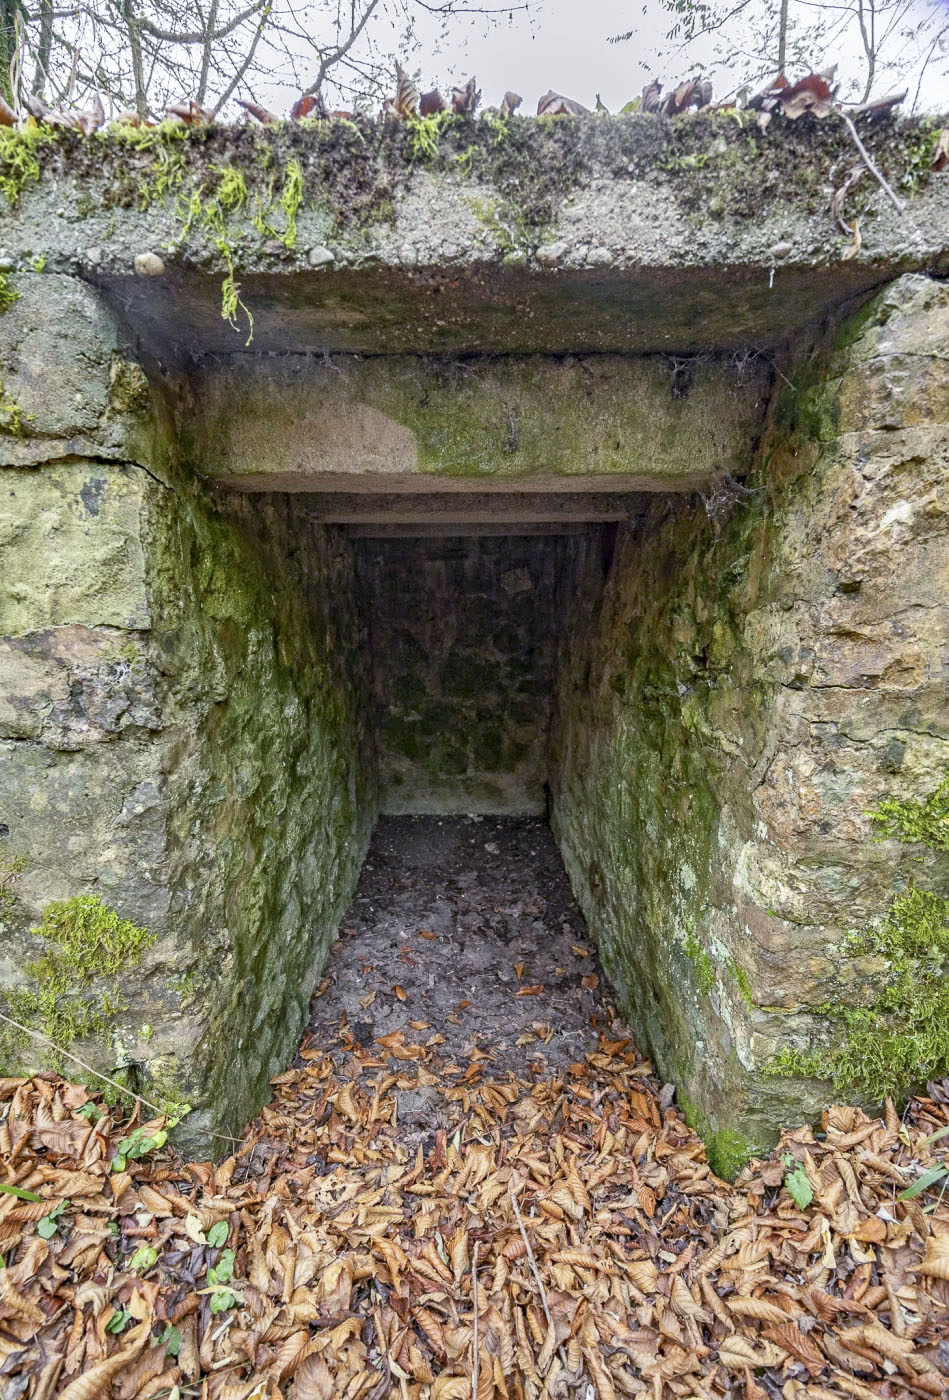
xmin=76 ymin=1103 xmax=105 ymax=1122
xmin=158 ymin=1323 xmax=181 ymax=1357
xmin=111 ymin=1124 xmax=168 ymax=1172
xmin=209 ymin=1287 xmax=236 ymax=1314
xmin=206 ymin=1220 xmax=228 ymax=1248
xmin=106 ymin=1308 xmax=132 ymax=1334
xmin=210 ymin=1248 xmax=235 ymax=1284
xmin=899 ymin=1161 xmax=949 ymax=1200
xmin=781 ymin=1153 xmax=814 ymax=1209
xmin=129 ymin=1244 xmax=158 ymax=1272
xmin=0 ymin=1183 xmax=42 ymax=1202
xmin=37 ymin=1199 xmax=68 ymax=1238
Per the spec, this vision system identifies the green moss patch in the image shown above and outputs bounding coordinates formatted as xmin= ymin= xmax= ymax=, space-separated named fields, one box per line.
xmin=769 ymin=886 xmax=949 ymax=1101
xmin=769 ymin=775 xmax=949 ymax=1102
xmin=1 ymin=895 xmax=154 ymax=1073
xmin=684 ymin=933 xmax=716 ymax=995
xmin=871 ymin=773 xmax=949 ymax=850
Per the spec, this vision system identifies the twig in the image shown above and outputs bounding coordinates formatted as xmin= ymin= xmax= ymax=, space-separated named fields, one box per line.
xmin=509 ymin=1181 xmax=552 ymax=1327
xmin=0 ymin=1009 xmax=240 ymax=1146
xmin=509 ymin=1179 xmax=568 ymax=1369
xmin=836 ymin=108 xmax=906 ymax=215
xmin=471 ymin=1241 xmax=479 ymax=1400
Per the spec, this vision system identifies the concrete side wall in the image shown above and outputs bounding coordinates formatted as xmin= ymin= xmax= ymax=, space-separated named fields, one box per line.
xmin=550 ymin=275 xmax=949 ymax=1175
xmin=0 ymin=274 xmax=377 ymax=1147
xmin=359 ymin=536 xmax=564 ymax=815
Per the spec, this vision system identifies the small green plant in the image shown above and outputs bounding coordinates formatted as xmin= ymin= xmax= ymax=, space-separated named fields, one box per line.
xmin=781 ymin=1152 xmax=813 ymax=1209
xmin=277 ymin=159 xmax=303 ymax=247
xmin=37 ymin=1199 xmax=68 ymax=1239
xmin=408 ymin=111 xmax=452 ymax=163
xmin=111 ymin=1122 xmax=169 ymax=1172
xmin=106 ymin=1308 xmax=133 ymax=1335
xmin=206 ymin=1220 xmax=229 ymax=1248
xmin=0 ymin=126 xmax=52 ymax=206
xmin=900 ymin=118 xmax=943 ymax=195
xmin=129 ymin=1244 xmax=158 ymax=1272
xmin=177 ymin=166 xmax=255 ymax=342
xmin=0 ymin=381 xmax=29 ymax=436
xmin=661 ymin=151 xmax=710 ymax=172
xmin=28 ymin=255 xmax=46 ymax=273
xmin=76 ymin=1102 xmax=105 ymax=1122
xmin=205 ymin=1248 xmax=238 ymax=1313
xmin=899 ymin=1124 xmax=949 ymax=1205
xmin=0 ymin=1183 xmax=41 ymax=1202
xmin=157 ymin=1323 xmax=182 ymax=1357
xmin=0 ymin=272 xmax=18 ymax=313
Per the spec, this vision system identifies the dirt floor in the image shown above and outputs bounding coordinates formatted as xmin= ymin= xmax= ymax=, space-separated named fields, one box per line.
xmin=306 ymin=815 xmax=640 ymax=1143
xmin=2 ymin=818 xmax=948 ymax=1398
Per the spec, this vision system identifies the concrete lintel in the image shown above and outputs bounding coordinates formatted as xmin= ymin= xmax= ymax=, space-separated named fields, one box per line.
xmin=217 ymin=471 xmax=714 ymax=495
xmin=346 ymin=523 xmax=597 ymax=538
xmin=301 ymin=491 xmax=642 ymax=524
xmin=188 ymin=352 xmax=769 ymax=492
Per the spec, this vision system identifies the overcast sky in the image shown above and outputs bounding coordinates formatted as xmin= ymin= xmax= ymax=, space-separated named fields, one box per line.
xmin=311 ymin=0 xmax=947 ymax=115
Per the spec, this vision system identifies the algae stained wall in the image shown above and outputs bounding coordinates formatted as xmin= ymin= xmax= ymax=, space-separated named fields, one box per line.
xmin=147 ymin=486 xmax=378 ymax=1148
xmin=0 ymin=273 xmax=378 ymax=1146
xmin=549 ymin=275 xmax=949 ymax=1175
xmin=358 ymin=536 xmax=565 ymax=815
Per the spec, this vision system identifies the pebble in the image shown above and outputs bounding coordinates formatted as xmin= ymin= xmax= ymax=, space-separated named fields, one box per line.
xmin=769 ymin=240 xmax=793 ymax=260
xmin=85 ymin=246 xmax=103 ymax=266
xmin=133 ymin=252 xmax=165 ymax=277
xmin=535 ymin=241 xmax=567 ymax=266
xmin=308 ymin=245 xmax=335 ymax=268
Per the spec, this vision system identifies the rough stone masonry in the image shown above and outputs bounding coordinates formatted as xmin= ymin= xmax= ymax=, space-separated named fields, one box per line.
xmin=0 ymin=112 xmax=946 ymax=1169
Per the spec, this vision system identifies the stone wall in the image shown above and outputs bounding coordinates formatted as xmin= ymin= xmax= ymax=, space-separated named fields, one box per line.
xmin=549 ymin=275 xmax=949 ymax=1174
xmin=0 ymin=274 xmax=377 ymax=1148
xmin=359 ymin=536 xmax=563 ymax=814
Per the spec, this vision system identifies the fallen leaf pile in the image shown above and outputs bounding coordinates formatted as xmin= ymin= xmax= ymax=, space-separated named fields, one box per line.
xmin=1 ymin=1037 xmax=947 ymax=1398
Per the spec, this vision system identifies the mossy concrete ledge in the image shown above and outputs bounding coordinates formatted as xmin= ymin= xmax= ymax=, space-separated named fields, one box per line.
xmin=0 ymin=115 xmax=945 ymax=357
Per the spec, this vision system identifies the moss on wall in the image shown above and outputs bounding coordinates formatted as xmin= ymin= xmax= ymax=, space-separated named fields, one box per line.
xmin=138 ymin=472 xmax=378 ymax=1147
xmin=549 ymin=274 xmax=949 ymax=1175
xmin=0 ymin=453 xmax=377 ymax=1146
xmin=1 ymin=895 xmax=156 ymax=1084
xmin=768 ymin=779 xmax=949 ymax=1101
